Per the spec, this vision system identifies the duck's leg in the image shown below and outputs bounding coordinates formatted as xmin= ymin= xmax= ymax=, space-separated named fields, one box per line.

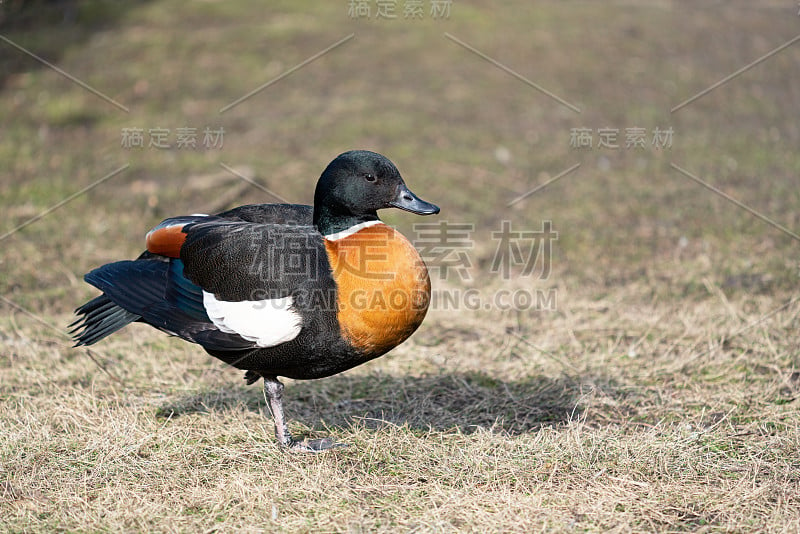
xmin=262 ymin=376 xmax=345 ymax=453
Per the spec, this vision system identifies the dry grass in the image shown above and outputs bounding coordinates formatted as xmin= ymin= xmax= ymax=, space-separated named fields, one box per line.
xmin=3 ymin=292 xmax=799 ymax=532
xmin=2 ymin=0 xmax=800 ymax=532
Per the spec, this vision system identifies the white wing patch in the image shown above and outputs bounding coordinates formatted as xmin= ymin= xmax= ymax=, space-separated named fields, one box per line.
xmin=202 ymin=291 xmax=302 ymax=348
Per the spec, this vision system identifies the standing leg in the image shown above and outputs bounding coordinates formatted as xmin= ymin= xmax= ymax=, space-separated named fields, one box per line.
xmin=262 ymin=376 xmax=293 ymax=447
xmin=262 ymin=376 xmax=345 ymax=452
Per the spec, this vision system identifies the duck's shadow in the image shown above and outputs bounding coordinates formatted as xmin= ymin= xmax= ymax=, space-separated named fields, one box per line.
xmin=155 ymin=371 xmax=624 ymax=435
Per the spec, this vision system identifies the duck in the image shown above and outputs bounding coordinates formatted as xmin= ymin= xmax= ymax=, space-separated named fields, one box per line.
xmin=70 ymin=150 xmax=440 ymax=452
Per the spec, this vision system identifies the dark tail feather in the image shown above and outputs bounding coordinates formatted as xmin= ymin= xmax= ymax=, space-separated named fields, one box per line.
xmin=71 ymin=294 xmax=140 ymax=347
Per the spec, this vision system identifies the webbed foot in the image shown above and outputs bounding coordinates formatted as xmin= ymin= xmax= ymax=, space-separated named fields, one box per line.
xmin=262 ymin=376 xmax=347 ymax=453
xmin=286 ymin=437 xmax=347 ymax=453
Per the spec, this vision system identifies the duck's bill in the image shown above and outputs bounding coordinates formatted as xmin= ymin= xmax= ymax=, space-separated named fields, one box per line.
xmin=389 ymin=184 xmax=440 ymax=215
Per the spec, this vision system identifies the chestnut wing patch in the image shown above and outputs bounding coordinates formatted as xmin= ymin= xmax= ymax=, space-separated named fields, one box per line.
xmin=145 ymin=215 xmax=214 ymax=258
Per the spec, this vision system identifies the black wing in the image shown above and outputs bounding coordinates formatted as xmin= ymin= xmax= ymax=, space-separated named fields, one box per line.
xmin=74 ymin=258 xmax=255 ymax=351
xmin=179 ymin=220 xmax=331 ymax=303
xmin=215 ymin=203 xmax=313 ymax=225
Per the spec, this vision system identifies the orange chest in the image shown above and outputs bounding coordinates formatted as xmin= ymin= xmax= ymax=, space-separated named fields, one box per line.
xmin=324 ymin=223 xmax=431 ymax=355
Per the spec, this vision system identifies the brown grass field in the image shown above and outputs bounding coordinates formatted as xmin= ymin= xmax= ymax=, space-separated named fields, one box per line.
xmin=1 ymin=0 xmax=799 ymax=531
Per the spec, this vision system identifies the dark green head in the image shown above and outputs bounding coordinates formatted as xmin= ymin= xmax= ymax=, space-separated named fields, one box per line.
xmin=313 ymin=150 xmax=439 ymax=236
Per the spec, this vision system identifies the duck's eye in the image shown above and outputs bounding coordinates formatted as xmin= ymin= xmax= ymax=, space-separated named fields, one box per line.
xmin=364 ymin=173 xmax=376 ymax=183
